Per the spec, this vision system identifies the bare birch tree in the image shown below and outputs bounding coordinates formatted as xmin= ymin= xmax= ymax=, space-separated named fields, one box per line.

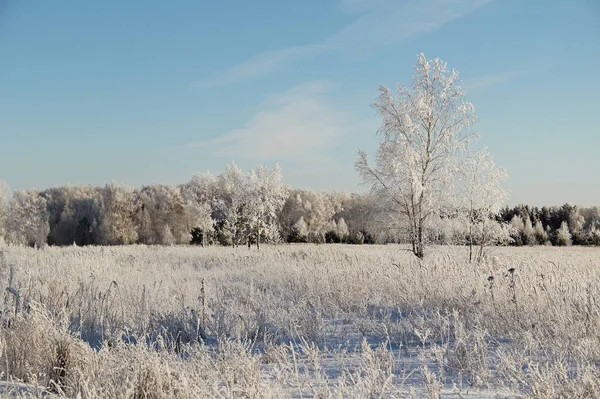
xmin=356 ymin=54 xmax=477 ymax=258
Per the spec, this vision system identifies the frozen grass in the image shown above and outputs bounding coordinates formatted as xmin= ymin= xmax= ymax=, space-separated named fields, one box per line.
xmin=1 ymin=244 xmax=600 ymax=398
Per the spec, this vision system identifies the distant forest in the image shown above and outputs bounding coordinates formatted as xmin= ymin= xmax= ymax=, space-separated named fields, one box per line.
xmin=0 ymin=169 xmax=598 ymax=249
xmin=498 ymin=203 xmax=600 ymax=247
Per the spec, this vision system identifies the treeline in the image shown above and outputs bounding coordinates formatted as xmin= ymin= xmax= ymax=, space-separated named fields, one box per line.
xmin=0 ymin=163 xmax=383 ymax=248
xmin=1 ymin=169 xmax=598 ymax=249
xmin=499 ymin=204 xmax=600 ymax=247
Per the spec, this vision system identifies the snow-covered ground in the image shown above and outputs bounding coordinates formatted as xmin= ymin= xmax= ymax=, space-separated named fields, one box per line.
xmin=1 ymin=244 xmax=599 ymax=397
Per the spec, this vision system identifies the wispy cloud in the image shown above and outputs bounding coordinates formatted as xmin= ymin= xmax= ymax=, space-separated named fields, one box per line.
xmin=189 ymin=81 xmax=349 ymax=160
xmin=193 ymin=44 xmax=324 ymax=88
xmin=194 ymin=0 xmax=493 ymax=88
xmin=325 ymin=0 xmax=492 ymax=52
xmin=338 ymin=0 xmax=390 ymax=15
xmin=463 ymin=71 xmax=520 ymax=93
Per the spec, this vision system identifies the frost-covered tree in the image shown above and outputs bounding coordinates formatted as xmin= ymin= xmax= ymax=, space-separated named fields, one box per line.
xmin=289 ymin=216 xmax=309 ymax=243
xmin=137 ymin=184 xmax=199 ymax=245
xmin=279 ymin=191 xmax=305 ymax=241
xmin=509 ymin=215 xmax=525 ymax=246
xmin=567 ymin=207 xmax=586 ymax=244
xmin=218 ymin=162 xmax=247 ymax=247
xmin=522 ymin=218 xmax=537 ymax=246
xmin=99 ymin=182 xmax=139 ymax=245
xmin=334 ymin=193 xmax=379 ymax=243
xmin=356 ymin=54 xmax=477 ymax=258
xmin=42 ymin=185 xmax=102 ymax=246
xmin=457 ymin=147 xmax=509 ymax=261
xmin=556 ymin=221 xmax=572 ymax=246
xmin=336 ymin=217 xmax=349 ymax=241
xmin=186 ymin=172 xmax=218 ymax=211
xmin=587 ymin=226 xmax=600 ymax=246
xmin=137 ymin=186 xmax=161 ymax=245
xmin=5 ymin=189 xmax=50 ymax=247
xmin=182 ymin=179 xmax=215 ymax=246
xmin=534 ymin=221 xmax=549 ymax=246
xmin=429 ymin=210 xmax=462 ymax=245
xmin=169 ymin=186 xmax=195 ymax=244
xmin=245 ymin=163 xmax=287 ymax=249
xmin=317 ymin=192 xmax=343 ymax=240
xmin=279 ymin=189 xmax=340 ymax=243
xmin=582 ymin=207 xmax=600 ymax=232
xmin=190 ymin=203 xmax=214 ymax=246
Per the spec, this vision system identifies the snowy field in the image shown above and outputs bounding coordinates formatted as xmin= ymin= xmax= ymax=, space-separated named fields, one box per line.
xmin=1 ymin=244 xmax=600 ymax=398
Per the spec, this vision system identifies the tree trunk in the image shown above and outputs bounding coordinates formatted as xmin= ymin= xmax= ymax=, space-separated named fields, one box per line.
xmin=256 ymin=224 xmax=260 ymax=250
xmin=415 ymin=223 xmax=424 ymax=259
xmin=477 ymin=219 xmax=487 ymax=263
xmin=468 ymin=225 xmax=473 ymax=263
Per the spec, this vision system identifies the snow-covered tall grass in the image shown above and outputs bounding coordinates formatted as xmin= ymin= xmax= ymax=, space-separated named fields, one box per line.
xmin=1 ymin=244 xmax=599 ymax=398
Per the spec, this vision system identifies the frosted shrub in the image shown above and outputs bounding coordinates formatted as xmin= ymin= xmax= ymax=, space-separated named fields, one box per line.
xmin=556 ymin=221 xmax=572 ymax=246
xmin=534 ymin=222 xmax=550 ymax=245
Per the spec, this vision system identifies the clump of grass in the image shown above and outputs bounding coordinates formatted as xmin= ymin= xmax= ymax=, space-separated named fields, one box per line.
xmin=48 ymin=337 xmax=72 ymax=394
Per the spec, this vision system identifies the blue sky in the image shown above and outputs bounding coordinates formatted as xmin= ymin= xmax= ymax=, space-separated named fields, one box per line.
xmin=0 ymin=0 xmax=598 ymax=206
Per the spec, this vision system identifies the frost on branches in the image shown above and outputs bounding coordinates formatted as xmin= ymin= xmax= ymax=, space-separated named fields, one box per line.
xmin=278 ymin=189 xmax=343 ymax=243
xmin=5 ymin=189 xmax=50 ymax=248
xmin=456 ymin=147 xmax=511 ymax=262
xmin=218 ymin=162 xmax=287 ymax=249
xmin=245 ymin=163 xmax=287 ymax=249
xmin=356 ymin=54 xmax=508 ymax=259
xmin=218 ymin=162 xmax=247 ymax=247
xmin=99 ymin=182 xmax=139 ymax=245
xmin=184 ymin=172 xmax=218 ymax=246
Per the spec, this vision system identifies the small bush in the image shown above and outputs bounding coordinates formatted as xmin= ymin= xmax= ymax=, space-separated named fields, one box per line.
xmin=347 ymin=231 xmax=364 ymax=245
xmin=215 ymin=220 xmax=233 ymax=246
xmin=325 ymin=230 xmax=341 ymax=244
